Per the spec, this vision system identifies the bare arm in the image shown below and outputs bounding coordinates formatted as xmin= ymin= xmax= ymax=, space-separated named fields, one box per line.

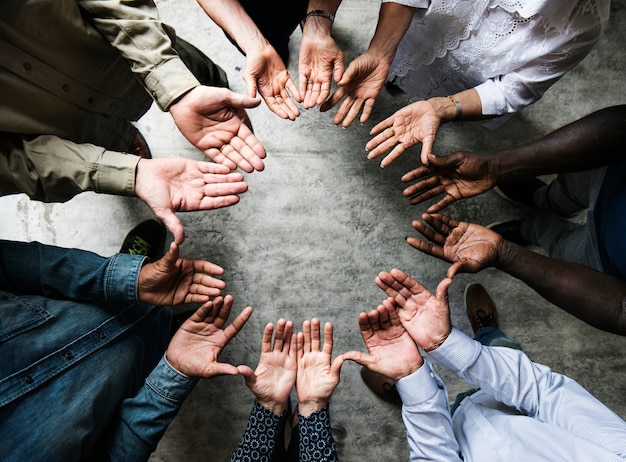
xmin=496 ymin=240 xmax=626 ymax=336
xmin=492 ymin=105 xmax=626 ymax=183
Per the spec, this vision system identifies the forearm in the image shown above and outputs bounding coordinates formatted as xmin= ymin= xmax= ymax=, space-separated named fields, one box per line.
xmin=368 ymin=2 xmax=415 ymax=64
xmin=0 ymin=240 xmax=145 ymax=304
xmin=297 ymin=405 xmax=339 ymax=462
xmin=428 ymin=88 xmax=486 ymax=124
xmin=430 ymin=328 xmax=626 ymax=451
xmin=0 ymin=134 xmax=138 ymax=202
xmin=230 ymin=401 xmax=286 ymax=462
xmin=106 ymin=356 xmax=199 ymax=461
xmin=395 ymin=359 xmax=462 ymax=461
xmin=79 ymin=0 xmax=199 ymax=110
xmin=301 ymin=0 xmax=342 ymax=37
xmin=197 ymin=0 xmax=270 ymax=56
xmin=492 ymin=105 xmax=626 ymax=182
xmin=496 ymin=240 xmax=626 ymax=335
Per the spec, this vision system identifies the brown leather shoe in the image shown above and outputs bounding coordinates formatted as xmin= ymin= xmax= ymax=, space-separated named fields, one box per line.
xmin=465 ymin=283 xmax=499 ymax=334
xmin=360 ymin=367 xmax=401 ymax=405
xmin=128 ymin=131 xmax=152 ymax=159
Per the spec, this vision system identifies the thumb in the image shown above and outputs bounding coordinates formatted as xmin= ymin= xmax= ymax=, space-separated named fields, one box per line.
xmin=341 ymin=350 xmax=372 ymax=367
xmin=333 ymin=53 xmax=345 ymax=83
xmin=158 ymin=212 xmax=184 ymax=245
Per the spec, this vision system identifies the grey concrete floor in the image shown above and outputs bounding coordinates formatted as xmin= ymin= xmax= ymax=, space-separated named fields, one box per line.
xmin=3 ymin=1 xmax=626 ymax=460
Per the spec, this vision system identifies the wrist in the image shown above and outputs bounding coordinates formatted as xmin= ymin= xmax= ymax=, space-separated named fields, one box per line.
xmin=423 ymin=329 xmax=451 ymax=352
xmin=429 ymin=96 xmax=460 ymax=123
xmin=256 ymin=399 xmax=288 ymax=416
xmin=297 ymin=398 xmax=328 ymax=417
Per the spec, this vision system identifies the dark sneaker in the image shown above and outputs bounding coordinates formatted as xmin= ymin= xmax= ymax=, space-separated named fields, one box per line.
xmin=494 ymin=177 xmax=547 ymax=208
xmin=360 ymin=366 xmax=401 ymax=405
xmin=488 ymin=219 xmax=531 ymax=247
xmin=465 ymin=283 xmax=499 ymax=334
xmin=119 ymin=219 xmax=166 ymax=261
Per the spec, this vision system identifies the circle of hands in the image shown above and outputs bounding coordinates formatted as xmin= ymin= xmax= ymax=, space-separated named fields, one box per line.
xmin=142 ymin=10 xmax=522 ymax=397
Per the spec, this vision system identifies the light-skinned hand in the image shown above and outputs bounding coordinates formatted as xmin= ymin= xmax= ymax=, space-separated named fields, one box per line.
xmin=296 ymin=319 xmax=344 ymax=416
xmin=343 ymin=300 xmax=423 ymax=381
xmin=237 ymin=319 xmax=298 ymax=416
xmin=135 ymin=158 xmax=248 ymax=244
xmin=169 ymin=86 xmax=266 ymax=173
xmin=320 ymin=50 xmax=389 ymax=127
xmin=375 ymin=269 xmax=453 ymax=352
xmin=366 ymin=100 xmax=442 ymax=167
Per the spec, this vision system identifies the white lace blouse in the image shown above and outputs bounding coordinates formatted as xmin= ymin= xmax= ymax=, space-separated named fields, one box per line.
xmin=384 ymin=0 xmax=610 ymax=116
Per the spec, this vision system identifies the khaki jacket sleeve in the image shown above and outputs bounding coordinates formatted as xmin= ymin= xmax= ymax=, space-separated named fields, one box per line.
xmin=77 ymin=0 xmax=200 ymax=110
xmin=0 ymin=134 xmax=139 ymax=202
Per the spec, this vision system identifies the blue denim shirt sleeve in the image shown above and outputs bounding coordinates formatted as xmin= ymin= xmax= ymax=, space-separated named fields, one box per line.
xmin=0 ymin=240 xmax=146 ymax=304
xmin=230 ymin=401 xmax=287 ymax=462
xmin=298 ymin=405 xmax=339 ymax=462
xmin=104 ymin=355 xmax=199 ymax=461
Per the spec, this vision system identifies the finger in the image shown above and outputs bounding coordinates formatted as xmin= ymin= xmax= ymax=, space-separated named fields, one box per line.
xmin=406 ymin=236 xmax=446 ymax=260
xmin=296 ymin=331 xmax=305 ymax=360
xmin=365 ymin=128 xmax=396 ymax=156
xmin=285 ymin=321 xmax=295 ymax=355
xmin=187 ymin=297 xmax=218 ymax=324
xmin=401 ymin=165 xmax=432 ymax=183
xmin=332 ymin=54 xmax=345 ymax=84
xmin=150 ymin=216 xmax=186 ymax=246
xmin=302 ymin=319 xmax=312 ymax=353
xmin=274 ymin=318 xmax=287 ymax=351
xmin=223 ymin=305 xmax=254 ymax=341
xmin=226 ymin=137 xmax=264 ymax=173
xmin=265 ymin=95 xmax=291 ymax=119
xmin=316 ymin=79 xmax=331 ymax=106
xmin=322 ymin=322 xmax=333 ymax=355
xmin=219 ymin=144 xmax=253 ymax=174
xmin=330 ymin=354 xmax=345 ymax=376
xmin=285 ymin=78 xmax=303 ymax=103
xmin=311 ymin=318 xmax=321 ymax=352
xmin=204 ymin=148 xmax=238 ymax=171
xmin=376 ymin=304 xmax=391 ymax=330
xmin=420 ymin=131 xmax=437 ymax=165
xmin=356 ymin=311 xmax=374 ymax=342
xmin=341 ymin=97 xmax=365 ymax=128
xmin=210 ymin=294 xmax=231 ymax=329
xmin=360 ymin=98 xmax=375 ymax=125
xmin=370 ymin=116 xmax=393 ymax=136
xmin=341 ymin=350 xmax=373 ymax=367
xmin=237 ymin=366 xmax=258 ymax=389
xmin=208 ymin=362 xmax=241 ymax=378
xmin=379 ymin=143 xmax=407 ymax=168
xmin=332 ymin=93 xmax=355 ymax=125
xmin=412 ymin=218 xmax=445 ymax=245
xmin=425 ymin=195 xmax=455 ymax=213
xmin=406 ymin=185 xmax=447 ymax=206
xmin=262 ymin=322 xmax=275 ymax=353
xmin=320 ymin=86 xmax=347 ymax=113
xmin=447 ymin=262 xmax=463 ymax=279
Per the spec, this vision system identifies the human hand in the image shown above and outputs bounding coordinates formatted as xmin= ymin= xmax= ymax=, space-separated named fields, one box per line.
xmin=296 ymin=319 xmax=345 ymax=416
xmin=244 ymin=45 xmax=302 ymax=120
xmin=320 ymin=50 xmax=389 ymax=127
xmin=138 ymin=242 xmax=226 ymax=306
xmin=375 ymin=269 xmax=452 ymax=352
xmin=366 ymin=100 xmax=443 ymax=167
xmin=408 ymin=213 xmax=504 ymax=278
xmin=342 ymin=300 xmax=423 ymax=381
xmin=135 ymin=158 xmax=248 ymax=244
xmin=169 ymin=86 xmax=266 ymax=173
xmin=166 ymin=295 xmax=253 ymax=378
xmin=298 ymin=29 xmax=344 ymax=109
xmin=401 ymin=151 xmax=495 ymax=212
xmin=237 ymin=319 xmax=297 ymax=415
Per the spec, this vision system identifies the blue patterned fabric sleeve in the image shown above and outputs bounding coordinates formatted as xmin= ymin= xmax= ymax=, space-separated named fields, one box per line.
xmin=230 ymin=401 xmax=287 ymax=462
xmin=298 ymin=405 xmax=339 ymax=462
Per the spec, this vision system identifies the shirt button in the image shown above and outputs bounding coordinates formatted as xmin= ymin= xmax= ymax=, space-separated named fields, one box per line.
xmin=23 ymin=375 xmax=34 ymax=384
xmin=62 ymin=84 xmax=70 ymax=92
xmin=23 ymin=62 xmax=32 ymax=71
xmin=99 ymin=331 xmax=107 ymax=339
xmin=64 ymin=351 xmax=74 ymax=360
